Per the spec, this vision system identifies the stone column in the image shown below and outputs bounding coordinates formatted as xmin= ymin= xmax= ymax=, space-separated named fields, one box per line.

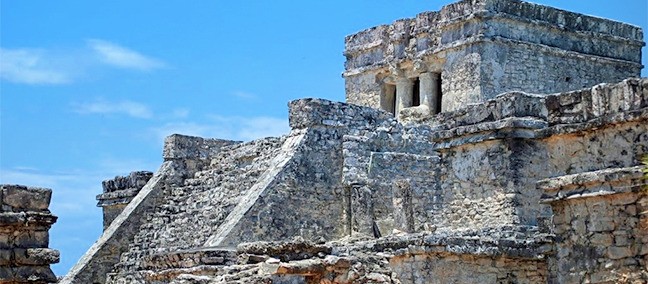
xmin=419 ymin=72 xmax=439 ymax=113
xmin=395 ymin=77 xmax=413 ymax=116
xmin=350 ymin=183 xmax=378 ymax=237
xmin=393 ymin=180 xmax=414 ymax=233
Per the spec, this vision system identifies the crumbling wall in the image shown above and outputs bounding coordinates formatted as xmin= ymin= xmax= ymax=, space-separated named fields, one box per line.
xmin=341 ymin=118 xmax=440 ymax=236
xmin=97 ymin=171 xmax=153 ymax=230
xmin=140 ymin=229 xmax=552 ymax=283
xmin=391 ymin=253 xmax=547 ymax=283
xmin=61 ymin=135 xmax=237 ymax=284
xmin=207 ymin=99 xmax=396 ymax=247
xmin=540 ymin=167 xmax=648 ymax=283
xmin=0 ymin=185 xmax=59 ymax=284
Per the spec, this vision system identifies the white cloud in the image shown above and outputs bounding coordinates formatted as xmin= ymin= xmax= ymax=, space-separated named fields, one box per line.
xmin=87 ymin=39 xmax=165 ymax=71
xmin=171 ymin=108 xmax=190 ymax=119
xmin=232 ymin=91 xmax=258 ymax=101
xmin=234 ymin=116 xmax=291 ymax=141
xmin=1 ymin=40 xmax=166 ymax=85
xmin=73 ymin=100 xmax=153 ymax=119
xmin=151 ymin=115 xmax=290 ymax=143
xmin=0 ymin=48 xmax=73 ymax=84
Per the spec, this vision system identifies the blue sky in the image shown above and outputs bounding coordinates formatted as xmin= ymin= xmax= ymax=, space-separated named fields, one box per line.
xmin=1 ymin=0 xmax=646 ymax=277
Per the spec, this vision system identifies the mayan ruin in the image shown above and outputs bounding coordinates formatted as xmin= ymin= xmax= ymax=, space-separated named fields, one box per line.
xmin=2 ymin=0 xmax=647 ymax=283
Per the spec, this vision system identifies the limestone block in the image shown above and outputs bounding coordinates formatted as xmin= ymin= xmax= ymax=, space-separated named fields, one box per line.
xmin=13 ymin=265 xmax=57 ymax=283
xmin=0 ymin=249 xmax=11 ymax=265
xmin=587 ymin=218 xmax=615 ymax=232
xmin=607 ymin=246 xmax=633 ymax=260
xmin=0 ymin=234 xmax=9 ymax=249
xmin=589 ymin=233 xmax=613 ymax=246
xmin=13 ymin=230 xmax=49 ymax=248
xmin=1 ymin=185 xmax=51 ymax=211
xmin=14 ymin=248 xmax=60 ymax=265
xmin=163 ymin=134 xmax=239 ymax=160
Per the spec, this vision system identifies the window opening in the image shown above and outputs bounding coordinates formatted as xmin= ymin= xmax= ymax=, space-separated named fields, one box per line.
xmin=412 ymin=77 xmax=420 ymax=107
xmin=381 ymin=83 xmax=396 ymax=115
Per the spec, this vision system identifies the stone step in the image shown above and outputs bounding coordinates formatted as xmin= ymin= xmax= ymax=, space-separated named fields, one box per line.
xmin=113 ymin=136 xmax=286 ymax=276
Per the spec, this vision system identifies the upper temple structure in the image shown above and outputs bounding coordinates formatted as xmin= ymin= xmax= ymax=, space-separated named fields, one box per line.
xmin=55 ymin=0 xmax=646 ymax=283
xmin=343 ymin=0 xmax=643 ymax=117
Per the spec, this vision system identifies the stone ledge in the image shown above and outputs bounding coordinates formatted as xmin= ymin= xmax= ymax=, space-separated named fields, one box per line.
xmin=333 ymin=226 xmax=554 ymax=260
xmin=545 ymin=78 xmax=648 ymax=126
xmin=426 ymin=91 xmax=549 ymax=131
xmin=1 ymin=185 xmax=52 ymax=212
xmin=96 ymin=188 xmax=140 ymax=206
xmin=432 ymin=117 xmax=547 ymax=140
xmin=539 ymin=166 xmax=646 ymax=203
xmin=13 ymin=248 xmax=60 ymax=265
xmin=238 ymin=240 xmax=332 ymax=262
xmin=537 ymin=107 xmax=648 ymax=138
xmin=431 ymin=117 xmax=547 ymax=149
xmin=101 ymin=171 xmax=153 ymax=193
xmin=0 ymin=212 xmax=57 ymax=227
xmin=345 ymin=0 xmax=642 ymax=52
xmin=288 ymin=98 xmax=393 ymax=130
xmin=163 ymin=134 xmax=241 ymax=161
xmin=140 ymin=247 xmax=238 ymax=270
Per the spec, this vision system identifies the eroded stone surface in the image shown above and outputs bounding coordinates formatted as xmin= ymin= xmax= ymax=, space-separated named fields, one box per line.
xmin=0 ymin=185 xmax=59 ymax=284
xmin=56 ymin=0 xmax=648 ymax=283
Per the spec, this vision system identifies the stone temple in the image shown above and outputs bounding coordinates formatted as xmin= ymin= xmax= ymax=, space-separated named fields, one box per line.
xmin=5 ymin=0 xmax=647 ymax=283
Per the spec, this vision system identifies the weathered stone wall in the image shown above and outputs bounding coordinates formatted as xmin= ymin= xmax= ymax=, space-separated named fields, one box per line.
xmin=52 ymin=0 xmax=648 ymax=282
xmin=540 ymin=167 xmax=648 ymax=283
xmin=208 ymin=99 xmax=396 ymax=246
xmin=343 ymin=0 xmax=643 ymax=113
xmin=477 ymin=41 xmax=640 ymax=109
xmin=97 ymin=171 xmax=153 ymax=230
xmin=341 ymin=119 xmax=440 ymax=236
xmin=112 ymin=136 xmax=284 ymax=278
xmin=390 ymin=253 xmax=547 ymax=283
xmin=345 ymin=79 xmax=648 ymax=237
xmin=116 ymin=229 xmax=552 ymax=283
xmin=61 ymin=135 xmax=239 ymax=284
xmin=0 ymin=185 xmax=59 ymax=283
xmin=67 ymin=77 xmax=648 ymax=283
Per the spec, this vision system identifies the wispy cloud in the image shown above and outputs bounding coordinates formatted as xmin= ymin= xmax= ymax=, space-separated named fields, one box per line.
xmin=0 ymin=48 xmax=73 ymax=84
xmin=234 ymin=116 xmax=290 ymax=141
xmin=232 ymin=91 xmax=258 ymax=101
xmin=1 ymin=40 xmax=166 ymax=85
xmin=73 ymin=99 xmax=153 ymax=119
xmin=88 ymin=39 xmax=165 ymax=71
xmin=151 ymin=115 xmax=289 ymax=143
xmin=171 ymin=108 xmax=190 ymax=119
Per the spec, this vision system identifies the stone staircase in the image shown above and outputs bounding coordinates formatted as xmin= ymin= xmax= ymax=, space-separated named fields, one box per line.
xmin=110 ymin=136 xmax=286 ymax=277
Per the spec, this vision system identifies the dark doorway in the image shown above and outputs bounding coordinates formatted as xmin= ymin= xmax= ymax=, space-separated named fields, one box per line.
xmin=435 ymin=73 xmax=442 ymax=114
xmin=412 ymin=77 xmax=420 ymax=107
